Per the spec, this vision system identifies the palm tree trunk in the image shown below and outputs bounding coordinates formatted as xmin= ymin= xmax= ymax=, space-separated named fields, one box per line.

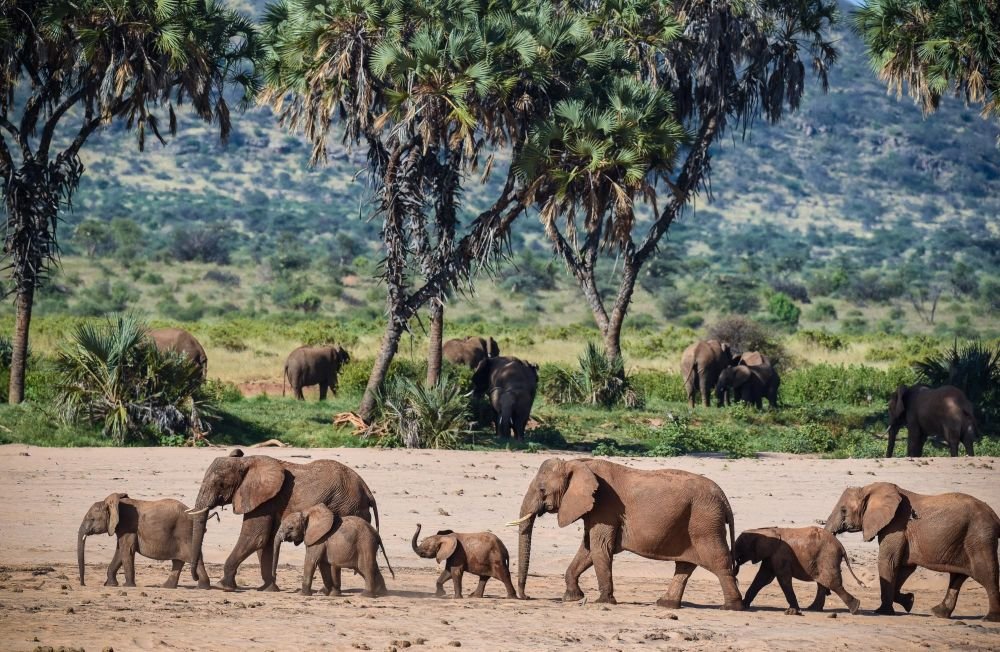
xmin=358 ymin=321 xmax=405 ymax=422
xmin=8 ymin=284 xmax=34 ymax=404
xmin=426 ymin=299 xmax=444 ymax=386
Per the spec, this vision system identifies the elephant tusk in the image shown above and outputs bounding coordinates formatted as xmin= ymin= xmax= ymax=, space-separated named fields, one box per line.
xmin=463 ymin=390 xmax=475 ymax=398
xmin=186 ymin=507 xmax=209 ymax=515
xmin=505 ymin=513 xmax=534 ymax=527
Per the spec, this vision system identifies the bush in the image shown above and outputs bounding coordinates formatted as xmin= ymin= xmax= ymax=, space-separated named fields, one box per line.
xmin=169 ymin=224 xmax=237 ymax=264
xmin=806 ymin=301 xmax=837 ymax=322
xmin=338 ymin=357 xmax=426 ymax=397
xmin=203 ymin=269 xmax=241 ymax=287
xmin=707 ymin=316 xmax=788 ymax=366
xmin=539 ymin=343 xmax=643 ymax=409
xmin=798 ymin=330 xmax=845 ymax=351
xmin=631 ymin=371 xmax=685 ymax=403
xmin=73 ymin=280 xmax=139 ymax=316
xmin=766 ymin=292 xmax=801 ymax=329
xmin=367 ymin=375 xmax=472 ymax=448
xmin=205 ymin=324 xmax=250 ymax=352
xmin=782 ymin=363 xmax=915 ymax=406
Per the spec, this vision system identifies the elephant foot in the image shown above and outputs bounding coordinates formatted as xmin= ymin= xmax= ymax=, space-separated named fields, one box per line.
xmin=219 ymin=579 xmax=238 ymax=593
xmin=434 ymin=589 xmax=446 ymax=598
xmin=162 ymin=580 xmax=179 ymax=589
xmin=846 ymin=597 xmax=861 ymax=615
xmin=784 ymin=608 xmax=803 ymax=616
xmin=804 ymin=603 xmax=823 ymax=612
xmin=931 ymin=603 xmax=953 ymax=619
xmin=984 ymin=612 xmax=1000 ymax=622
xmin=897 ymin=592 xmax=914 ymax=613
xmin=261 ymin=583 xmax=280 ymax=593
xmin=104 ymin=579 xmax=119 ymax=587
xmin=360 ymin=591 xmax=377 ymax=598
xmin=656 ymin=597 xmax=681 ymax=609
xmin=594 ymin=594 xmax=616 ymax=605
xmin=197 ymin=580 xmax=211 ymax=590
xmin=562 ymin=588 xmax=585 ymax=602
xmin=723 ymin=600 xmax=745 ymax=611
xmin=124 ymin=581 xmax=137 ymax=588
xmin=874 ymin=604 xmax=896 ymax=616
xmin=300 ymin=588 xmax=313 ymax=597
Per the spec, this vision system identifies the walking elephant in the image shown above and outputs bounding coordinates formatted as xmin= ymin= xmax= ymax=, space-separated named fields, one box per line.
xmin=472 ymin=356 xmax=538 ymax=441
xmin=148 ymin=327 xmax=207 ymax=378
xmin=283 ymin=345 xmax=350 ymax=400
xmin=825 ymin=482 xmax=1000 ymax=621
xmin=187 ymin=449 xmax=379 ymax=592
xmin=77 ymin=493 xmax=210 ymax=589
xmin=885 ymin=385 xmax=977 ymax=457
xmin=443 ymin=336 xmax=500 ymax=369
xmin=411 ymin=523 xmax=516 ymax=598
xmin=716 ymin=364 xmax=779 ymax=408
xmin=511 ymin=457 xmax=743 ymax=610
xmin=680 ymin=340 xmax=736 ymax=407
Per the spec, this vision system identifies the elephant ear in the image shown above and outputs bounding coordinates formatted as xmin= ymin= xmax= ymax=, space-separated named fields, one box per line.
xmin=105 ymin=493 xmax=128 ymax=536
xmin=472 ymin=358 xmax=491 ymax=393
xmin=488 ymin=337 xmax=500 ymax=358
xmin=861 ymin=483 xmax=902 ymax=542
xmin=234 ymin=456 xmax=285 ymax=515
xmin=888 ymin=386 xmax=908 ymax=423
xmin=304 ymin=505 xmax=336 ymax=546
xmin=558 ymin=462 xmax=599 ymax=528
xmin=435 ymin=535 xmax=459 ymax=563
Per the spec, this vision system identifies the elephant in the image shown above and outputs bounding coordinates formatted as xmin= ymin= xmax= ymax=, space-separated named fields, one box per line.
xmin=885 ymin=384 xmax=977 ymax=457
xmin=187 ymin=449 xmax=380 ymax=592
xmin=680 ymin=340 xmax=736 ymax=407
xmin=511 ymin=457 xmax=743 ymax=609
xmin=442 ymin=336 xmax=500 ymax=369
xmin=77 ymin=493 xmax=211 ymax=589
xmin=715 ymin=364 xmax=779 ymax=408
xmin=411 ymin=523 xmax=516 ymax=599
xmin=148 ymin=327 xmax=207 ymax=378
xmin=734 ymin=526 xmax=863 ymax=615
xmin=734 ymin=351 xmax=771 ymax=367
xmin=283 ymin=345 xmax=351 ymax=400
xmin=825 ymin=482 xmax=1000 ymax=621
xmin=272 ymin=505 xmax=393 ymax=597
xmin=472 ymin=356 xmax=538 ymax=441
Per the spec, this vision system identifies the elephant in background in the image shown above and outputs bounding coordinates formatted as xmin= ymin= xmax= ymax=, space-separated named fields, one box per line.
xmin=472 ymin=356 xmax=538 ymax=441
xmin=273 ymin=506 xmax=392 ymax=597
xmin=443 ymin=336 xmax=500 ymax=369
xmin=77 ymin=493 xmax=210 ymax=589
xmin=411 ymin=523 xmax=516 ymax=598
xmin=681 ymin=339 xmax=735 ymax=407
xmin=825 ymin=482 xmax=1000 ymax=621
xmin=886 ymin=384 xmax=977 ymax=457
xmin=187 ymin=449 xmax=379 ymax=592
xmin=716 ymin=364 xmax=780 ymax=408
xmin=735 ymin=351 xmax=770 ymax=367
xmin=512 ymin=457 xmax=743 ymax=610
xmin=283 ymin=345 xmax=350 ymax=400
xmin=148 ymin=327 xmax=207 ymax=378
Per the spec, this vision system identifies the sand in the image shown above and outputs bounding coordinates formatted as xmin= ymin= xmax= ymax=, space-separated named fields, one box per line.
xmin=0 ymin=445 xmax=997 ymax=651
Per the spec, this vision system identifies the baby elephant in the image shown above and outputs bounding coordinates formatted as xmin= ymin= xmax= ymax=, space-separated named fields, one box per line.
xmin=77 ymin=493 xmax=211 ymax=588
xmin=735 ymin=526 xmax=864 ymax=615
xmin=411 ymin=524 xmax=516 ymax=599
xmin=273 ymin=505 xmax=393 ymax=597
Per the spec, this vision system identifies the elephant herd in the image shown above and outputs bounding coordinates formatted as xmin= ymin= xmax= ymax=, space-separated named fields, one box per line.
xmin=78 ymin=450 xmax=1000 ymax=623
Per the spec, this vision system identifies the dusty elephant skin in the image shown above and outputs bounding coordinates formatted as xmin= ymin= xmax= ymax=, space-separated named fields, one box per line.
xmin=77 ymin=493 xmax=210 ymax=589
xmin=826 ymin=482 xmax=1000 ymax=621
xmin=442 ymin=335 xmax=500 ymax=369
xmin=886 ymin=384 xmax=977 ymax=457
xmin=680 ymin=339 xmax=736 ymax=407
xmin=514 ymin=457 xmax=743 ymax=609
xmin=734 ymin=526 xmax=863 ymax=614
xmin=715 ymin=363 xmax=780 ymax=409
xmin=187 ymin=449 xmax=379 ymax=592
xmin=283 ymin=344 xmax=350 ymax=400
xmin=273 ymin=506 xmax=392 ymax=597
xmin=147 ymin=327 xmax=208 ymax=377
xmin=411 ymin=524 xmax=516 ymax=598
xmin=472 ymin=356 xmax=538 ymax=441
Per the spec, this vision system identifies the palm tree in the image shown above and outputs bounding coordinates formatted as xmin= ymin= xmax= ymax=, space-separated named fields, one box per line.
xmin=0 ymin=0 xmax=260 ymax=403
xmin=854 ymin=0 xmax=999 ymax=122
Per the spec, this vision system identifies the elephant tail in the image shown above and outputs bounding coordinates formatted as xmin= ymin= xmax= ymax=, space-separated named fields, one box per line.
xmin=362 ymin=479 xmax=380 ymax=532
xmin=378 ymin=535 xmax=395 ymax=580
xmin=282 ymin=363 xmax=288 ymax=398
xmin=498 ymin=391 xmax=515 ymax=440
xmin=838 ymin=540 xmax=866 ymax=588
xmin=723 ymin=496 xmax=737 ymax=575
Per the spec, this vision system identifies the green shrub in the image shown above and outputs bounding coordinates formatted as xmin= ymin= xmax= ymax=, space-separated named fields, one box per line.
xmin=206 ymin=323 xmax=249 ymax=352
xmin=631 ymin=371 xmax=685 ymax=403
xmin=798 ymin=330 xmax=845 ymax=351
xmin=338 ymin=357 xmax=427 ymax=397
xmin=806 ymin=302 xmax=837 ymax=322
xmin=538 ymin=343 xmax=643 ymax=409
xmin=782 ymin=363 xmax=915 ymax=406
xmin=767 ymin=292 xmax=801 ymax=329
xmin=368 ymin=375 xmax=472 ymax=448
xmin=288 ymin=321 xmax=360 ymax=348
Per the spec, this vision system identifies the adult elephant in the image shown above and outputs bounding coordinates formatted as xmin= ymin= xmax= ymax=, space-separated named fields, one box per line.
xmin=443 ymin=336 xmax=500 ymax=369
xmin=510 ymin=457 xmax=743 ymax=610
xmin=283 ymin=345 xmax=350 ymax=400
xmin=734 ymin=351 xmax=770 ymax=367
xmin=472 ymin=356 xmax=538 ymax=441
xmin=825 ymin=482 xmax=999 ymax=621
xmin=680 ymin=340 xmax=735 ymax=407
xmin=716 ymin=364 xmax=780 ymax=408
xmin=885 ymin=385 xmax=977 ymax=457
xmin=187 ymin=449 xmax=379 ymax=592
xmin=148 ymin=327 xmax=207 ymax=378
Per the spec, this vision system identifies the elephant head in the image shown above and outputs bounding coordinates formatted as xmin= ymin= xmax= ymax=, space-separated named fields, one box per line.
xmin=715 ymin=365 xmax=749 ymax=405
xmin=825 ymin=483 xmax=903 ymax=542
xmin=410 ymin=524 xmax=460 ymax=563
xmin=272 ymin=505 xmax=337 ymax=580
xmin=187 ymin=449 xmax=286 ymax=568
xmin=510 ymin=458 xmax=599 ymax=598
xmin=487 ymin=337 xmax=500 ymax=358
xmin=77 ymin=493 xmax=128 ymax=586
xmin=331 ymin=345 xmax=350 ymax=367
xmin=732 ymin=529 xmax=777 ymax=567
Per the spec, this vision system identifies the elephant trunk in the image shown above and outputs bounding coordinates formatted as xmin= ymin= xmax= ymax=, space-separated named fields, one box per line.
xmin=77 ymin=523 xmax=88 ymax=586
xmin=516 ymin=491 xmax=540 ymax=599
xmin=824 ymin=506 xmax=843 ymax=534
xmin=189 ymin=511 xmax=209 ymax=575
xmin=271 ymin=528 xmax=286 ymax=585
xmin=411 ymin=524 xmax=423 ymax=556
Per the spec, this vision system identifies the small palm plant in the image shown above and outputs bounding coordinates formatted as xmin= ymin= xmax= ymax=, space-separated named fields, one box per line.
xmin=56 ymin=314 xmax=216 ymax=444
xmin=544 ymin=342 xmax=643 ymax=409
xmin=370 ymin=375 xmax=471 ymax=449
xmin=914 ymin=340 xmax=1000 ymax=432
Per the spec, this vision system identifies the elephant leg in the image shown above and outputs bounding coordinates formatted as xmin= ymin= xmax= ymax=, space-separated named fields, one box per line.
xmin=905 ymin=426 xmax=924 ymax=458
xmin=319 ymin=382 xmax=328 ymax=401
xmin=700 ymin=374 xmax=712 ymax=408
xmin=195 ymin=558 xmax=211 ymax=590
xmin=774 ymin=568 xmax=801 ymax=614
xmin=831 ymin=584 xmax=860 ymax=615
xmin=104 ymin=545 xmax=123 ymax=587
xmin=331 ymin=565 xmax=342 ymax=596
xmin=361 ymin=564 xmax=380 ymax=598
xmin=163 ymin=559 xmax=183 ymax=589
xmin=876 ymin=552 xmax=904 ymax=614
xmin=963 ymin=432 xmax=975 ymax=457
xmin=257 ymin=545 xmax=279 ymax=591
xmin=221 ymin=517 xmax=272 ymax=591
xmin=450 ymin=567 xmax=464 ymax=599
xmin=319 ymin=563 xmax=336 ymax=596
xmin=121 ymin=539 xmax=137 ymax=587
xmin=931 ymin=573 xmax=967 ymax=619
xmin=741 ymin=563 xmax=776 ymax=609
xmin=301 ymin=548 xmax=319 ymax=597
xmin=658 ymin=561 xmax=696 ymax=609
xmin=496 ymin=562 xmax=517 ymax=599
xmin=970 ymin=548 xmax=1000 ymax=621
xmin=294 ymin=385 xmax=305 ymax=401
xmin=805 ymin=584 xmax=828 ymax=611
xmin=588 ymin=524 xmax=617 ymax=604
xmin=563 ymin=536 xmax=593 ymax=601
xmin=893 ymin=564 xmax=916 ymax=613
xmin=434 ymin=568 xmax=449 ymax=598
xmin=471 ymin=576 xmax=489 ymax=598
